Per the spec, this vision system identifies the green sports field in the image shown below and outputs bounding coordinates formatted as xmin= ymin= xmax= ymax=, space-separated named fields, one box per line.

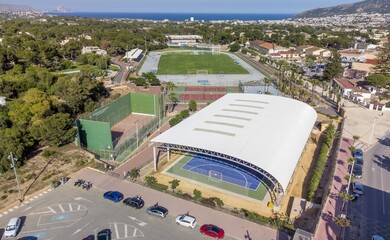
xmin=157 ymin=53 xmax=249 ymax=75
xmin=166 ymin=155 xmax=268 ymax=201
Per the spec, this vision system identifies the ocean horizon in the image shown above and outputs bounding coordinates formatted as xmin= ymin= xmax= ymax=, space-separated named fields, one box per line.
xmin=48 ymin=12 xmax=295 ymax=21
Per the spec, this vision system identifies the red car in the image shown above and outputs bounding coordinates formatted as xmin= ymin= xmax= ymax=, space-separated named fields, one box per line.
xmin=200 ymin=224 xmax=224 ymax=239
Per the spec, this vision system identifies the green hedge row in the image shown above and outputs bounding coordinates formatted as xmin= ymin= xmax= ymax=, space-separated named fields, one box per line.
xmin=169 ymin=109 xmax=190 ymax=126
xmin=307 ymin=124 xmax=336 ymax=201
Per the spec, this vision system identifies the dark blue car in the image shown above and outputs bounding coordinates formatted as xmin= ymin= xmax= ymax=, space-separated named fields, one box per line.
xmin=103 ymin=191 xmax=124 ymax=203
xmin=354 ymin=148 xmax=363 ymax=165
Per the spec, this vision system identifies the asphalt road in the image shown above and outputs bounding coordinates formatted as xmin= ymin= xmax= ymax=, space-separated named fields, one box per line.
xmin=347 ymin=132 xmax=390 ymax=239
xmin=0 ymin=183 xmax=235 ymax=240
xmin=111 ymin=58 xmax=130 ymax=85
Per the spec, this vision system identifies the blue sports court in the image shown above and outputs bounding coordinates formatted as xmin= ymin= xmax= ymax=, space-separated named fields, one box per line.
xmin=181 ymin=154 xmax=262 ymax=190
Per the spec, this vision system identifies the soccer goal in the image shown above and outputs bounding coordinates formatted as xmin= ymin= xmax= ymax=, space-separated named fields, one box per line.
xmin=212 ymin=45 xmax=221 ymax=55
xmin=196 ymin=69 xmax=210 ymax=75
xmin=208 ymin=170 xmax=223 ymax=181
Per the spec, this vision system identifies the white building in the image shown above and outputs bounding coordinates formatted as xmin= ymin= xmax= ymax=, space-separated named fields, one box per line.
xmin=151 ymin=93 xmax=317 ymax=204
xmin=166 ymin=35 xmax=203 ymax=45
xmin=124 ymin=48 xmax=143 ymax=61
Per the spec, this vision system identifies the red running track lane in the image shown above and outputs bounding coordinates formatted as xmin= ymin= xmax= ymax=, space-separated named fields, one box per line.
xmin=76 ymin=168 xmax=291 ymax=240
xmin=315 ymin=138 xmax=354 ymax=240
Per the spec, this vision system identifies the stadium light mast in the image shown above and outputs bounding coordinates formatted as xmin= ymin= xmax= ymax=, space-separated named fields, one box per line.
xmin=8 ymin=152 xmax=23 ymax=202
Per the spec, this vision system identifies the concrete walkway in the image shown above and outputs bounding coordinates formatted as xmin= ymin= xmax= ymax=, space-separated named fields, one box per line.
xmin=77 ymin=168 xmax=290 ymax=240
xmin=315 ymin=138 xmax=354 ymax=240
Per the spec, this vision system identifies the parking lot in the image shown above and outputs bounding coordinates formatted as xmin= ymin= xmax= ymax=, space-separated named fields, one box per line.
xmin=0 ymin=181 xmax=235 ymax=240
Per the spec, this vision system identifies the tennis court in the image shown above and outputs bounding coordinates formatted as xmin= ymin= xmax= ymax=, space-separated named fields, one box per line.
xmin=166 ymin=154 xmax=269 ymax=201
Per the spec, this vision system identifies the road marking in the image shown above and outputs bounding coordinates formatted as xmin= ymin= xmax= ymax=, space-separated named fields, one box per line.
xmin=39 ymin=193 xmax=43 ymax=196
xmin=74 ymin=197 xmax=93 ymax=203
xmin=58 ymin=204 xmax=65 ymax=213
xmin=125 ymin=223 xmax=128 ymax=237
xmin=69 ymin=203 xmax=73 ymax=211
xmin=13 ymin=206 xmax=18 ymax=209
xmin=23 ymin=206 xmax=32 ymax=212
xmin=72 ymin=219 xmax=94 ymax=236
xmin=132 ymin=228 xmax=138 ymax=237
xmin=48 ymin=207 xmax=56 ymax=213
xmin=0 ymin=214 xmax=2 ymax=217
xmin=9 ymin=209 xmax=13 ymax=212
xmin=114 ymin=222 xmax=120 ymax=238
xmin=3 ymin=211 xmax=8 ymax=214
xmin=381 ymin=167 xmax=386 ymax=214
xmin=372 ymin=167 xmax=375 ymax=172
xmin=128 ymin=216 xmax=147 ymax=227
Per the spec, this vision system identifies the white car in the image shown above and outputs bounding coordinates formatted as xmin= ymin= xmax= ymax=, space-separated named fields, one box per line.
xmin=372 ymin=235 xmax=385 ymax=240
xmin=4 ymin=217 xmax=21 ymax=238
xmin=175 ymin=214 xmax=197 ymax=228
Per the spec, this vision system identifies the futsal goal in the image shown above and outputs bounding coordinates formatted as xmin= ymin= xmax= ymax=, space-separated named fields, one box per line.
xmin=208 ymin=170 xmax=223 ymax=181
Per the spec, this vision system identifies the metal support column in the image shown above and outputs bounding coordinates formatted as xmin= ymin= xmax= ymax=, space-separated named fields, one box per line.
xmin=153 ymin=145 xmax=157 ymax=172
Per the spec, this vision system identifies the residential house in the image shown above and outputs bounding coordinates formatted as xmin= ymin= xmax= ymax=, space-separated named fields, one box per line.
xmin=250 ymin=40 xmax=287 ymax=55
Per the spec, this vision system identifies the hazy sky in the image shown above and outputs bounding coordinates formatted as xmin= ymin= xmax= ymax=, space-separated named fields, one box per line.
xmin=1 ymin=0 xmax=362 ymax=13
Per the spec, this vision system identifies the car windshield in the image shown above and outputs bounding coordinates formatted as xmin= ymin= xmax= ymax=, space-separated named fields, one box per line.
xmin=6 ymin=225 xmax=15 ymax=231
xmin=210 ymin=226 xmax=220 ymax=233
xmin=355 ymin=184 xmax=363 ymax=190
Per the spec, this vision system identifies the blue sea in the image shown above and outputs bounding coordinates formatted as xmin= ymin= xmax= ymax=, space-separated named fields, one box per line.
xmin=48 ymin=12 xmax=294 ymax=21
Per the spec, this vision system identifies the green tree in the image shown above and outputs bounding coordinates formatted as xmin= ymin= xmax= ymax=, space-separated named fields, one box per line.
xmin=324 ymin=49 xmax=342 ymax=80
xmin=169 ymin=179 xmax=180 ymax=192
xmin=188 ymin=100 xmax=197 ymax=111
xmin=144 ymin=176 xmax=157 ymax=186
xmin=33 ymin=113 xmax=76 ymax=147
xmin=374 ymin=38 xmax=390 ymax=76
xmin=129 ymin=168 xmax=140 ymax=180
xmin=364 ymin=74 xmax=390 ymax=88
xmin=193 ymin=189 xmax=202 ymax=201
xmin=141 ymin=72 xmax=160 ymax=86
xmin=229 ymin=42 xmax=240 ymax=52
xmin=8 ymin=88 xmax=52 ymax=126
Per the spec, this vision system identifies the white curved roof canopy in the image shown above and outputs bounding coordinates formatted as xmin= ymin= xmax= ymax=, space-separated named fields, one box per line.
xmin=152 ymin=93 xmax=317 ymax=193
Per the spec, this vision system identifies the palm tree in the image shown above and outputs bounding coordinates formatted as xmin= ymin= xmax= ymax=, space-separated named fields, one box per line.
xmin=264 ymin=77 xmax=272 ymax=93
xmin=333 ymin=214 xmax=351 ymax=237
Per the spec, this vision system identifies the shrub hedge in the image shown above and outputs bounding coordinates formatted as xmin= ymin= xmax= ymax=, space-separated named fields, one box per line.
xmin=307 ymin=124 xmax=337 ymax=201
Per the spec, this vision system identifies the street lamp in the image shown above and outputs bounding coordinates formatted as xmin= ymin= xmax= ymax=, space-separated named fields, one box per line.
xmin=8 ymin=152 xmax=22 ymax=202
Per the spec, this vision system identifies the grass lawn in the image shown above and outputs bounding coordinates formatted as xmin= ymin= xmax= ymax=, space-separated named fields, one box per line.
xmin=157 ymin=53 xmax=249 ymax=75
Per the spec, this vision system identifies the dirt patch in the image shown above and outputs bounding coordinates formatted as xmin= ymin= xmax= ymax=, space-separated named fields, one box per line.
xmin=0 ymin=145 xmax=95 ymax=211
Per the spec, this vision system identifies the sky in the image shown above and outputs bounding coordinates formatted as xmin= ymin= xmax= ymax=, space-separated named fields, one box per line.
xmin=1 ymin=0 xmax=363 ymax=13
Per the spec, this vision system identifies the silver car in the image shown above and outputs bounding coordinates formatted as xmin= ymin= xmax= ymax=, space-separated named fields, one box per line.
xmin=146 ymin=204 xmax=168 ymax=218
xmin=352 ymin=182 xmax=364 ymax=195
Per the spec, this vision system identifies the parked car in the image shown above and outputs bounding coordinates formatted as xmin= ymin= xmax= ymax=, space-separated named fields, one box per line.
xmin=103 ymin=191 xmax=124 ymax=203
xmin=372 ymin=235 xmax=385 ymax=240
xmin=123 ymin=196 xmax=145 ymax=209
xmin=97 ymin=229 xmax=111 ymax=240
xmin=146 ymin=204 xmax=168 ymax=218
xmin=353 ymin=164 xmax=363 ymax=179
xmin=352 ymin=182 xmax=364 ymax=195
xmin=3 ymin=217 xmax=22 ymax=238
xmin=175 ymin=214 xmax=197 ymax=228
xmin=200 ymin=224 xmax=224 ymax=239
xmin=355 ymin=148 xmax=363 ymax=165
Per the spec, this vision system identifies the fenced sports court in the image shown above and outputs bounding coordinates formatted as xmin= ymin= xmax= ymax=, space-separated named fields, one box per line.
xmin=76 ymin=93 xmax=163 ymax=161
xmin=174 ymin=85 xmax=241 ymax=103
xmin=166 ymin=153 xmax=268 ymax=201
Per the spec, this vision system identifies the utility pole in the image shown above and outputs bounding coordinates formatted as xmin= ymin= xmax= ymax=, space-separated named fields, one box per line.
xmin=144 ymin=35 xmax=147 ymax=53
xmin=8 ymin=152 xmax=22 ymax=202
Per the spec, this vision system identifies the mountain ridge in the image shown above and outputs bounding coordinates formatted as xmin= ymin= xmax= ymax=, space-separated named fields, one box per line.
xmin=294 ymin=0 xmax=390 ymax=18
xmin=0 ymin=3 xmax=39 ymax=12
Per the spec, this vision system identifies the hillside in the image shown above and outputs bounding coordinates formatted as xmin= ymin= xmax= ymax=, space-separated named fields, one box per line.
xmin=0 ymin=3 xmax=38 ymax=12
xmin=294 ymin=0 xmax=390 ymax=18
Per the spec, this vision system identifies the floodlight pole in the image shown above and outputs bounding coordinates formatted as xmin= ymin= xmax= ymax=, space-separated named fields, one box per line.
xmin=8 ymin=152 xmax=22 ymax=202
